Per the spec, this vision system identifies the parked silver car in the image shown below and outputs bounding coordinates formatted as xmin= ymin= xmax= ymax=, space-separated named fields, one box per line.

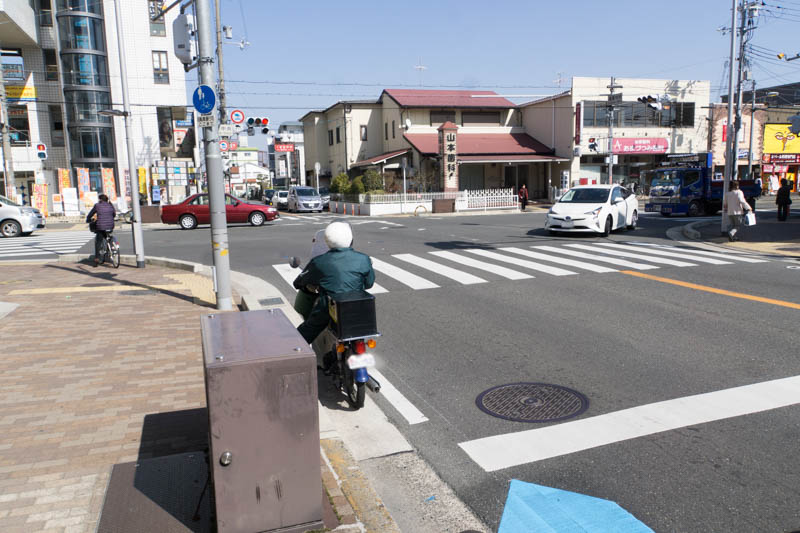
xmin=0 ymin=194 xmax=46 ymax=237
xmin=287 ymin=186 xmax=323 ymax=213
xmin=318 ymin=187 xmax=330 ymax=210
xmin=271 ymin=190 xmax=289 ymax=210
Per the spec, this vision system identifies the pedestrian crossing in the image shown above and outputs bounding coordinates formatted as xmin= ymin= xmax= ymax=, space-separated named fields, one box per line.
xmin=0 ymin=231 xmax=95 ymax=260
xmin=272 ymin=242 xmax=768 ymax=295
xmin=274 ymin=213 xmax=405 ymax=228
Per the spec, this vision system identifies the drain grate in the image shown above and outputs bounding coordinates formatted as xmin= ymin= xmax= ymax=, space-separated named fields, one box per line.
xmin=476 ymin=382 xmax=588 ymax=423
xmin=119 ymin=289 xmax=159 ymax=296
xmin=258 ymin=297 xmax=283 ymax=307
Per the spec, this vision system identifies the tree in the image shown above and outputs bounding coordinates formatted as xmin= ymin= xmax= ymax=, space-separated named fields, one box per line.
xmin=330 ymin=173 xmax=350 ymax=194
xmin=363 ymin=169 xmax=383 ymax=192
xmin=348 ymin=176 xmax=365 ymax=195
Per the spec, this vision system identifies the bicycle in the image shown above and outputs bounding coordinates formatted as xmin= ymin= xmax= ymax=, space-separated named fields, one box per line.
xmin=96 ymin=230 xmax=120 ymax=268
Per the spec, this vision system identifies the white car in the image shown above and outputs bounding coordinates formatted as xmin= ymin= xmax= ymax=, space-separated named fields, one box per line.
xmin=0 ymin=194 xmax=45 ymax=237
xmin=545 ymin=184 xmax=638 ymax=236
xmin=271 ymin=190 xmax=289 ymax=210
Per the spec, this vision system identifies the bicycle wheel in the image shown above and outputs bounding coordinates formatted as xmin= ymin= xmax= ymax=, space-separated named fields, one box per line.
xmin=107 ymin=239 xmax=120 ymax=268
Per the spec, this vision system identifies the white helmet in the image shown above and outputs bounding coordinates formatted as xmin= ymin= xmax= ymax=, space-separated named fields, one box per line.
xmin=324 ymin=221 xmax=353 ymax=249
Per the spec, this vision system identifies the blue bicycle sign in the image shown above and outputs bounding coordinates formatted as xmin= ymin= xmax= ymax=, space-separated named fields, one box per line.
xmin=193 ymin=85 xmax=216 ymax=114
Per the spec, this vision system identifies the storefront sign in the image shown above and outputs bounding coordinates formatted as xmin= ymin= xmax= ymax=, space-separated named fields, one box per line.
xmin=274 ymin=143 xmax=294 ymax=152
xmin=138 ymin=167 xmax=148 ymax=195
xmin=574 ymin=103 xmax=581 ymax=145
xmin=761 ymin=153 xmax=800 ymax=164
xmin=763 ymin=124 xmax=800 ymax=153
xmin=5 ymin=85 xmax=37 ymax=102
xmin=102 ymin=168 xmax=117 ymax=201
xmin=58 ymin=168 xmax=71 ymax=192
xmin=63 ymin=188 xmax=80 ymax=216
xmin=438 ymin=122 xmax=458 ymax=192
xmin=611 ymin=137 xmax=669 ymax=154
xmin=51 ymin=194 xmax=64 ymax=214
xmin=2 ymin=62 xmax=24 ymax=81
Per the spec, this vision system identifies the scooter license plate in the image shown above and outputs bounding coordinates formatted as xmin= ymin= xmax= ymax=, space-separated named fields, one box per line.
xmin=347 ymin=353 xmax=375 ymax=369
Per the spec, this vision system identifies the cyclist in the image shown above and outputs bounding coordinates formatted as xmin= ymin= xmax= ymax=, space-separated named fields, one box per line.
xmin=86 ymin=193 xmax=116 ymax=266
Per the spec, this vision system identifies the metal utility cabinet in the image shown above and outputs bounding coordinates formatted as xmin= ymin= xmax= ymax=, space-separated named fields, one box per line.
xmin=201 ymin=309 xmax=323 ymax=533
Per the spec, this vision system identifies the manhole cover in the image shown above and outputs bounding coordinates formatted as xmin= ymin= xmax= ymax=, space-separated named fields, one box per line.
xmin=476 ymin=383 xmax=588 ymax=423
xmin=258 ymin=297 xmax=283 ymax=307
xmin=120 ymin=290 xmax=159 ymax=296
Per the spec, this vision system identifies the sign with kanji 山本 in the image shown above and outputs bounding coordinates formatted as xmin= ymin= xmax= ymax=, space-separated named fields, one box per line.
xmin=438 ymin=121 xmax=458 ymax=192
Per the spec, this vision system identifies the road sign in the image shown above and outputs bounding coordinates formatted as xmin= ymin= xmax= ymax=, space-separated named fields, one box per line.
xmin=219 ymin=140 xmax=229 ymax=151
xmin=229 ymin=141 xmax=238 ymax=151
xmin=218 ymin=124 xmax=234 ymax=137
xmin=193 ymin=85 xmax=216 ymax=114
xmin=197 ymin=113 xmax=214 ymax=128
xmin=230 ymin=109 xmax=245 ymax=124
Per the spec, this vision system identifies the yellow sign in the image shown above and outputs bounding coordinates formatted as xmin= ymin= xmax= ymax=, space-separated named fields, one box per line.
xmin=763 ymin=124 xmax=800 ymax=154
xmin=5 ymin=85 xmax=37 ymax=101
xmin=138 ymin=167 xmax=147 ymax=194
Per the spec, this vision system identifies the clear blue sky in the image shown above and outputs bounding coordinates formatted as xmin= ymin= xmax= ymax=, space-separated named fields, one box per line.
xmin=201 ymin=0 xmax=800 ymax=137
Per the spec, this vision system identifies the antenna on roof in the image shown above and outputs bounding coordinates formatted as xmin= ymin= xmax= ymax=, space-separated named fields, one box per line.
xmin=554 ymin=72 xmax=565 ymax=88
xmin=414 ymin=57 xmax=427 ymax=87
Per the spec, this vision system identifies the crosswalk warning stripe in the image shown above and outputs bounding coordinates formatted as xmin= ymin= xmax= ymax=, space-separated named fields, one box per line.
xmin=594 ymin=243 xmax=731 ymax=265
xmin=465 ymin=249 xmax=574 ymax=276
xmin=393 ymin=253 xmax=487 ymax=285
xmin=371 ymin=258 xmax=439 ymax=289
xmin=501 ymin=247 xmax=617 ymax=273
xmin=532 ymin=245 xmax=659 ymax=270
xmin=565 ymin=244 xmax=697 ymax=267
xmin=429 ymin=251 xmax=533 ymax=280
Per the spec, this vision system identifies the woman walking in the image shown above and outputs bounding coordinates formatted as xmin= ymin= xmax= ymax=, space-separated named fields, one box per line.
xmin=725 ymin=181 xmax=753 ymax=242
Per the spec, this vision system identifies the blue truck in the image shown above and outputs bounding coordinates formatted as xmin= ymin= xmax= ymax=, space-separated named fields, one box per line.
xmin=645 ymin=166 xmax=760 ymax=217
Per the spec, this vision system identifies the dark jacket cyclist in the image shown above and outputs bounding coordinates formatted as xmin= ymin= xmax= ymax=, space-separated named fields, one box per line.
xmin=86 ymin=193 xmax=115 ymax=266
xmin=294 ymin=222 xmax=375 ymax=343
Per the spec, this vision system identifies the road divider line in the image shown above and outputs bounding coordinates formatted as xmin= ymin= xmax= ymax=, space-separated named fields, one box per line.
xmin=369 ymin=368 xmax=428 ymax=425
xmin=620 ymin=270 xmax=800 ymax=309
xmin=459 ymin=375 xmax=800 ymax=472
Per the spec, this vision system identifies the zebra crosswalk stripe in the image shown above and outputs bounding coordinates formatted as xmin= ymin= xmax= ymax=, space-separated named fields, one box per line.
xmin=630 ymin=243 xmax=768 ymax=263
xmin=594 ymin=243 xmax=731 ymax=265
xmin=532 ymin=245 xmax=659 ymax=270
xmin=465 ymin=249 xmax=574 ymax=276
xmin=429 ymin=251 xmax=533 ymax=280
xmin=371 ymin=258 xmax=439 ymax=290
xmin=501 ymin=247 xmax=617 ymax=273
xmin=272 ymin=264 xmax=389 ymax=294
xmin=393 ymin=254 xmax=487 ymax=285
xmin=565 ymin=244 xmax=697 ymax=267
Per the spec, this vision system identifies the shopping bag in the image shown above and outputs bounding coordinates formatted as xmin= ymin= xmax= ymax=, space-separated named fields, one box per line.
xmin=744 ymin=212 xmax=756 ymax=226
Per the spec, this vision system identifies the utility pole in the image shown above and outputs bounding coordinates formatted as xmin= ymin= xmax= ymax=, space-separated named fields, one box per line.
xmin=607 ymin=77 xmax=622 ymax=184
xmin=214 ymin=0 xmax=226 ymax=125
xmin=722 ymin=0 xmax=738 ymax=234
xmin=0 ymin=59 xmax=16 ymax=199
xmin=197 ymin=0 xmax=233 ymax=311
xmin=747 ymin=79 xmax=756 ymax=180
xmin=112 ymin=0 xmax=146 ymax=267
xmin=730 ymin=0 xmax=749 ymax=185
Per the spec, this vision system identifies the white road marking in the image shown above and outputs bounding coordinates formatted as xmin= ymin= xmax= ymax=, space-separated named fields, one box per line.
xmin=565 ymin=244 xmax=697 ymax=267
xmin=631 ymin=242 xmax=768 ymax=263
xmin=392 ymin=254 xmax=487 ymax=285
xmin=429 ymin=251 xmax=533 ymax=280
xmin=532 ymin=245 xmax=659 ymax=270
xmin=272 ymin=263 xmax=388 ymax=294
xmin=465 ymin=249 xmax=574 ymax=276
xmin=369 ymin=368 xmax=429 ymax=425
xmin=595 ymin=243 xmax=732 ymax=265
xmin=371 ymin=258 xmax=439 ymax=289
xmin=502 ymin=247 xmax=617 ymax=273
xmin=459 ymin=375 xmax=800 ymax=472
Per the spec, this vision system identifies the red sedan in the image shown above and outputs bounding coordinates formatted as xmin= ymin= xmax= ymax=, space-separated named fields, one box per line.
xmin=160 ymin=193 xmax=279 ymax=230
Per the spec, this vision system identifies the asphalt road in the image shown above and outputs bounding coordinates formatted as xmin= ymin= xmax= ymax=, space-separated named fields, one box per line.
xmin=97 ymin=210 xmax=800 ymax=531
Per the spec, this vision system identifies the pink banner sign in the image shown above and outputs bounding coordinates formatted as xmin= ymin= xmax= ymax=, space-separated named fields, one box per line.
xmin=76 ymin=168 xmax=90 ymax=194
xmin=612 ymin=138 xmax=669 ymax=154
xmin=102 ymin=168 xmax=117 ymax=201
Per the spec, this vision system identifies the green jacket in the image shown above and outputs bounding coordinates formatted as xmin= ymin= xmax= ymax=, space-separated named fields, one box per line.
xmin=295 ymin=247 xmax=375 ymax=297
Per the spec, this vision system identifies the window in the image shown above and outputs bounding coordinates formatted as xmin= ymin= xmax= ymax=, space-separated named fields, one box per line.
xmin=152 ymin=51 xmax=169 ymax=84
xmin=8 ymin=106 xmax=30 ymax=145
xmin=360 ymin=125 xmax=367 ymax=141
xmin=60 ymin=54 xmax=108 ymax=85
xmin=49 ymin=105 xmax=65 ymax=147
xmin=149 ymin=0 xmax=166 ymax=36
xmin=430 ymin=110 xmax=455 ymax=126
xmin=462 ymin=111 xmax=501 ymax=126
xmin=384 ymin=122 xmax=388 ymax=140
xmin=336 ymin=126 xmax=341 ymax=144
xmin=190 ymin=194 xmax=209 ymax=205
xmin=225 ymin=195 xmax=238 ymax=205
xmin=611 ymin=187 xmax=623 ymax=203
xmin=39 ymin=0 xmax=53 ymax=26
xmin=582 ymin=101 xmax=696 ymax=128
xmin=392 ymin=120 xmax=395 ymax=139
xmin=43 ymin=49 xmax=58 ymax=81
xmin=328 ymin=130 xmax=333 ymax=146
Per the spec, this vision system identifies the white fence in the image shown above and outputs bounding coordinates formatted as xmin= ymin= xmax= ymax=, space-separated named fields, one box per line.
xmin=329 ymin=189 xmax=518 ymax=216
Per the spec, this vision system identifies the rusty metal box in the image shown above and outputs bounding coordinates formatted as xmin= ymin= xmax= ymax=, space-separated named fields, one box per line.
xmin=201 ymin=309 xmax=322 ymax=533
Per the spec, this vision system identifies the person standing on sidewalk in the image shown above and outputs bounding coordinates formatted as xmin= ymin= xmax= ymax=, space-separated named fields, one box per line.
xmin=776 ymin=178 xmax=792 ymax=221
xmin=725 ymin=181 xmax=752 ymax=242
xmin=86 ymin=194 xmax=116 ymax=266
xmin=518 ymin=184 xmax=529 ymax=211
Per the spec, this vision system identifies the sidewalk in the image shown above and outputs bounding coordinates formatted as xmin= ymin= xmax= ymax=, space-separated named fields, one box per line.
xmin=686 ymin=208 xmax=800 ymax=257
xmin=0 ymin=258 xmax=390 ymax=533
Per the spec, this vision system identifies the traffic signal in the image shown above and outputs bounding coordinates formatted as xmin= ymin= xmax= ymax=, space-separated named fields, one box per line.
xmin=36 ymin=143 xmax=47 ymax=160
xmin=246 ymin=117 xmax=270 ymax=134
xmin=637 ymin=95 xmax=661 ymax=110
xmin=789 ymin=115 xmax=800 ymax=135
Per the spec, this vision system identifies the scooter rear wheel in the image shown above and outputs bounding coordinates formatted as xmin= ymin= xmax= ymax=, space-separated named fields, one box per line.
xmin=342 ymin=358 xmax=366 ymax=409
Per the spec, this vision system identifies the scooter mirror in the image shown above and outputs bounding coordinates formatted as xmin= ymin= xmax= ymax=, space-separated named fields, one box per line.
xmin=289 ymin=256 xmax=301 ymax=269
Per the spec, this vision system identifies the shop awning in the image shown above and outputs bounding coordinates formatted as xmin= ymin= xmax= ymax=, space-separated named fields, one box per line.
xmin=458 ymin=154 xmax=567 ymax=163
xmin=351 ymin=149 xmax=410 ymax=168
xmin=404 ymin=132 xmax=556 ymax=158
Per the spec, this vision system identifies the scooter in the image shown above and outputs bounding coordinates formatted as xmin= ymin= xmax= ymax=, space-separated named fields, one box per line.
xmin=290 ymin=245 xmax=380 ymax=410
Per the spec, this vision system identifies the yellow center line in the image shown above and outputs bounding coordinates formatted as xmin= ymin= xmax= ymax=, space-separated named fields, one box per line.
xmin=620 ymin=270 xmax=800 ymax=310
xmin=9 ymin=284 xmax=185 ymax=295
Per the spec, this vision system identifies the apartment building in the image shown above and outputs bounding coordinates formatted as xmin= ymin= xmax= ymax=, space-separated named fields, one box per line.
xmin=0 ymin=0 xmax=194 ymax=209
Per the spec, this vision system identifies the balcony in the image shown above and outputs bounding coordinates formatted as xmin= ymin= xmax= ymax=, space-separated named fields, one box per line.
xmin=0 ymin=0 xmax=38 ymax=46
